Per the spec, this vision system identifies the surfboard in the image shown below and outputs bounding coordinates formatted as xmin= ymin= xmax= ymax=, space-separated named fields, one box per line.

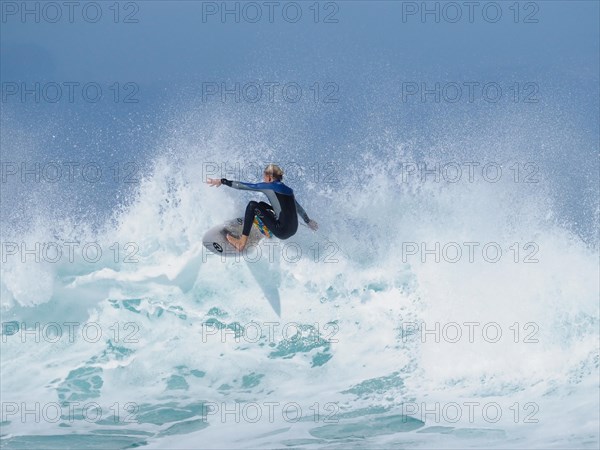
xmin=202 ymin=217 xmax=271 ymax=257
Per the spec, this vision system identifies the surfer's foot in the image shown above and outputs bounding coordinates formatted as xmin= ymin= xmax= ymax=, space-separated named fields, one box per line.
xmin=227 ymin=234 xmax=248 ymax=251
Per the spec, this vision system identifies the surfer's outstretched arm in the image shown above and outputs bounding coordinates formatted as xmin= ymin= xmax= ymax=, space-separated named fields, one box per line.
xmin=206 ymin=178 xmax=266 ymax=191
xmin=295 ymin=200 xmax=318 ymax=231
xmin=220 ymin=179 xmax=271 ymax=192
xmin=295 ymin=200 xmax=310 ymax=223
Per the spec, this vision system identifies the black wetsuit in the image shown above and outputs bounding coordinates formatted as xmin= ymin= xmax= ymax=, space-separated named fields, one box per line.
xmin=220 ymin=178 xmax=311 ymax=239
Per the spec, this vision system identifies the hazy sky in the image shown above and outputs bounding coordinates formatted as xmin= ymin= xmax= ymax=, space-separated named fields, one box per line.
xmin=2 ymin=1 xmax=598 ymax=83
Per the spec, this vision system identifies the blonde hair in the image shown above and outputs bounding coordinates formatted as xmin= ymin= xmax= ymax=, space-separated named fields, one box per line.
xmin=264 ymin=164 xmax=284 ymax=181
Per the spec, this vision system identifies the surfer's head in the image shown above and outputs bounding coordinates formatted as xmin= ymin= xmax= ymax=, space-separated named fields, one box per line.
xmin=264 ymin=164 xmax=284 ymax=182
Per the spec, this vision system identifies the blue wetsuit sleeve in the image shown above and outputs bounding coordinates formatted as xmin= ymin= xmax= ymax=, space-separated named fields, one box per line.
xmin=295 ymin=200 xmax=311 ymax=223
xmin=221 ymin=179 xmax=264 ymax=192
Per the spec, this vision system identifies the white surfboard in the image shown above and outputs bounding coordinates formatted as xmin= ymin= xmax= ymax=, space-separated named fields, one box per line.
xmin=202 ymin=217 xmax=267 ymax=257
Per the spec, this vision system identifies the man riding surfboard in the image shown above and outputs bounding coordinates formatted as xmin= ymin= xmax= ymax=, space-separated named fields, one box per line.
xmin=206 ymin=164 xmax=318 ymax=251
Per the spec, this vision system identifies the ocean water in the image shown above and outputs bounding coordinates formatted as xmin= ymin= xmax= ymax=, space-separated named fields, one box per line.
xmin=1 ymin=1 xmax=599 ymax=449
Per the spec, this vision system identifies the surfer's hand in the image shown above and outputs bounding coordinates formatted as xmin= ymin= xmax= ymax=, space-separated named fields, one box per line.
xmin=307 ymin=220 xmax=319 ymax=231
xmin=206 ymin=178 xmax=222 ymax=187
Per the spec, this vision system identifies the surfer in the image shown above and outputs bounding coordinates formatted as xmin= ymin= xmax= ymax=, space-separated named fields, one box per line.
xmin=206 ymin=164 xmax=318 ymax=251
